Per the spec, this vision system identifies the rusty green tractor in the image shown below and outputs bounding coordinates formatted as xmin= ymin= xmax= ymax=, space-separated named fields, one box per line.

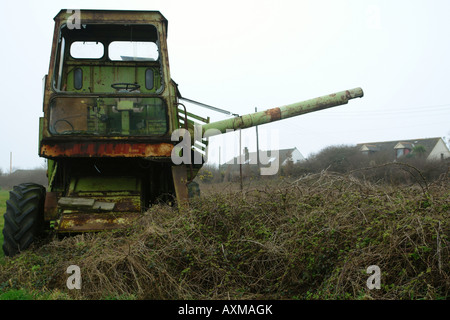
xmin=2 ymin=10 xmax=364 ymax=256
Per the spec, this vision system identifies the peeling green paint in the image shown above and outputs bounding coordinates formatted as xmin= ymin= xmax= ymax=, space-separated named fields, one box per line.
xmin=201 ymin=88 xmax=364 ymax=137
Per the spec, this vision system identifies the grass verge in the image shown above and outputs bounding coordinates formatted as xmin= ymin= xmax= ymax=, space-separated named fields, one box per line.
xmin=0 ymin=189 xmax=9 ymax=261
xmin=0 ymin=173 xmax=448 ymax=300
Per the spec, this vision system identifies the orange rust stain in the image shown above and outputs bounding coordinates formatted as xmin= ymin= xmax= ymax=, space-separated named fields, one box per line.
xmin=41 ymin=142 xmax=174 ymax=158
xmin=44 ymin=192 xmax=59 ymax=221
xmin=57 ymin=213 xmax=140 ymax=232
xmin=264 ymin=107 xmax=282 ymax=121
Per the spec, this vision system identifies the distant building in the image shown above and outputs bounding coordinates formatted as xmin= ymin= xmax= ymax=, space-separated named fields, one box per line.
xmin=357 ymin=137 xmax=450 ymax=161
xmin=220 ymin=147 xmax=305 ymax=177
xmin=224 ymin=147 xmax=304 ymax=166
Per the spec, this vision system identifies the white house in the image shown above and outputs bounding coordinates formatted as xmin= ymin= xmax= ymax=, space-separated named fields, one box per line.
xmin=357 ymin=137 xmax=450 ymax=161
xmin=220 ymin=147 xmax=305 ymax=177
xmin=226 ymin=147 xmax=305 ymax=166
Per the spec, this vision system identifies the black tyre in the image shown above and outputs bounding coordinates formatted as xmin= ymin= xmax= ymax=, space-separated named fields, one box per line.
xmin=2 ymin=183 xmax=46 ymax=257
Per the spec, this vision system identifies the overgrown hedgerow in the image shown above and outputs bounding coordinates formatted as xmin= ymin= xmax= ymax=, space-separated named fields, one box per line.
xmin=0 ymin=172 xmax=448 ymax=300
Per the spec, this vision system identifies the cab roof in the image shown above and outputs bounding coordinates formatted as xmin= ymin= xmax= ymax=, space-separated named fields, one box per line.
xmin=54 ymin=9 xmax=168 ymax=31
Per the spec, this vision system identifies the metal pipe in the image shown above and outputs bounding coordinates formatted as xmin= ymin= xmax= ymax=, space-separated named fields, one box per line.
xmin=200 ymin=87 xmax=364 ymax=138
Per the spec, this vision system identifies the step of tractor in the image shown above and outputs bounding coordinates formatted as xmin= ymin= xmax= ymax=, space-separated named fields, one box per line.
xmin=58 ymin=197 xmax=116 ymax=211
xmin=56 ymin=195 xmax=140 ymax=212
xmin=55 ymin=212 xmax=140 ymax=232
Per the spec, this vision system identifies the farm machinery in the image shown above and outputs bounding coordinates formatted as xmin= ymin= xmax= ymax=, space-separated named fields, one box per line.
xmin=2 ymin=10 xmax=363 ymax=256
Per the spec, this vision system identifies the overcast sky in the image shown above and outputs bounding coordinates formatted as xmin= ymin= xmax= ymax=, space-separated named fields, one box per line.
xmin=1 ymin=0 xmax=449 ymax=172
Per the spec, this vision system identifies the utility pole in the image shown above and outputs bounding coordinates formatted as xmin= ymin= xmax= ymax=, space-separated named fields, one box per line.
xmin=239 ymin=129 xmax=243 ymax=192
xmin=255 ymin=107 xmax=260 ymax=175
xmin=10 ymin=152 xmax=12 ymax=175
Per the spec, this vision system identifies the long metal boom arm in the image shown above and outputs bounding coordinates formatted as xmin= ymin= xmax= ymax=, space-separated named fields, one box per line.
xmin=199 ymin=87 xmax=364 ymax=138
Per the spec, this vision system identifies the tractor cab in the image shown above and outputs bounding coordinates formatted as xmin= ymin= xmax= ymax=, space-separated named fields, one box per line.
xmin=46 ymin=12 xmax=172 ymax=138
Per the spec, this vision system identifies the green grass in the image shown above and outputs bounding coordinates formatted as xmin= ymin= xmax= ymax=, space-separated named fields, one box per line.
xmin=0 ymin=189 xmax=8 ymax=261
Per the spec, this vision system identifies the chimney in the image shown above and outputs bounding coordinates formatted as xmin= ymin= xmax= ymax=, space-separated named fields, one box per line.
xmin=244 ymin=147 xmax=249 ymax=163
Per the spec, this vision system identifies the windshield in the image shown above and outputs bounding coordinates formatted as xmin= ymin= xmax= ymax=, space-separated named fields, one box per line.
xmin=49 ymin=97 xmax=168 ymax=136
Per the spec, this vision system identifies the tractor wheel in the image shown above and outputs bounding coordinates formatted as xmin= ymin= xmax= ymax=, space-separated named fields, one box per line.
xmin=2 ymin=183 xmax=46 ymax=257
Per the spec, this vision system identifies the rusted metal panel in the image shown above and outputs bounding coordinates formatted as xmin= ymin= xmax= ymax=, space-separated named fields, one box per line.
xmin=58 ymin=197 xmax=95 ymax=208
xmin=44 ymin=192 xmax=59 ymax=221
xmin=171 ymin=165 xmax=188 ymax=208
xmin=54 ymin=10 xmax=168 ymax=29
xmin=58 ymin=197 xmax=116 ymax=211
xmin=92 ymin=202 xmax=115 ymax=211
xmin=264 ymin=107 xmax=282 ymax=122
xmin=40 ymin=141 xmax=173 ymax=158
xmin=65 ymin=175 xmax=142 ymax=212
xmin=74 ymin=195 xmax=140 ymax=212
xmin=56 ymin=212 xmax=140 ymax=232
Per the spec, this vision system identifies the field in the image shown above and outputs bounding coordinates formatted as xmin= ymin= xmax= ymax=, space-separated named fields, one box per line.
xmin=0 ymin=172 xmax=448 ymax=300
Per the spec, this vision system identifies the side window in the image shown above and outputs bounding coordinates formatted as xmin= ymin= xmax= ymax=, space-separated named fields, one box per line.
xmin=70 ymin=41 xmax=104 ymax=59
xmin=108 ymin=41 xmax=159 ymax=61
xmin=55 ymin=37 xmax=65 ymax=90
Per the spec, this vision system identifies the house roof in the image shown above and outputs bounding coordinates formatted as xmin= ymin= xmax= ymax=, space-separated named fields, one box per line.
xmin=357 ymin=137 xmax=442 ymax=158
xmin=222 ymin=147 xmax=302 ymax=167
xmin=360 ymin=144 xmax=380 ymax=152
xmin=394 ymin=142 xmax=414 ymax=149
